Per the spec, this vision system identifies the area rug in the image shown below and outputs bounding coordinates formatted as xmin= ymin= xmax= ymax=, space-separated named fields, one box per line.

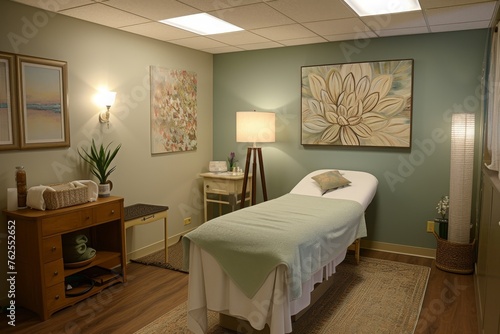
xmin=133 ymin=256 xmax=430 ymax=334
xmin=130 ymin=239 xmax=187 ymax=273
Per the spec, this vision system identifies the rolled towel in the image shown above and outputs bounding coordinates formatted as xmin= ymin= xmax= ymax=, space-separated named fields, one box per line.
xmin=27 ymin=185 xmax=55 ymax=211
xmin=63 ymin=242 xmax=87 ymax=261
xmin=62 ymin=234 xmax=88 ymax=246
xmin=73 ymin=242 xmax=87 ymax=255
xmin=64 ymin=247 xmax=96 ymax=263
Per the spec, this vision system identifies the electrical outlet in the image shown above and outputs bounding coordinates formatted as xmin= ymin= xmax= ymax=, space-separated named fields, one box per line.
xmin=426 ymin=221 xmax=435 ymax=233
xmin=183 ymin=217 xmax=192 ymax=226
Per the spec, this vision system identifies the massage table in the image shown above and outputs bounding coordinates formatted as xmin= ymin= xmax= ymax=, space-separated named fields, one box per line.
xmin=183 ymin=169 xmax=378 ymax=334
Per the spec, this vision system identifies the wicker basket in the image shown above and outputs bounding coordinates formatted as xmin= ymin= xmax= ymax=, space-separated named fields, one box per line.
xmin=434 ymin=232 xmax=475 ymax=274
xmin=43 ymin=183 xmax=89 ymax=210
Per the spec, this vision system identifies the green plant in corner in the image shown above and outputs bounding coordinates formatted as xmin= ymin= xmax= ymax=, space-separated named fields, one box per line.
xmin=78 ymin=139 xmax=121 ymax=185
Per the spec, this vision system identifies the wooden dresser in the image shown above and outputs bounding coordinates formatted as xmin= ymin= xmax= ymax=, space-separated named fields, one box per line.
xmin=3 ymin=196 xmax=126 ymax=320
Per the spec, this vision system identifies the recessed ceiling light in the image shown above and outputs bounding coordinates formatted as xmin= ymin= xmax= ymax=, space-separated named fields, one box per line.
xmin=159 ymin=13 xmax=243 ymax=35
xmin=343 ymin=0 xmax=421 ymax=16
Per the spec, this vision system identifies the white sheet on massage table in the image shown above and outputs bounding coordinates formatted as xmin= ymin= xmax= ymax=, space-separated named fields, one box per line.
xmin=187 ymin=244 xmax=347 ymax=334
xmin=187 ymin=169 xmax=378 ymax=334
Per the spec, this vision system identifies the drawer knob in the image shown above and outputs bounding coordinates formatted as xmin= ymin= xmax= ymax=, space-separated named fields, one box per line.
xmin=55 ymin=295 xmax=60 ymax=300
xmin=51 ymin=246 xmax=57 ymax=252
xmin=86 ymin=216 xmax=90 ymax=220
xmin=111 ymin=210 xmax=115 ymax=214
xmin=53 ymin=271 xmax=58 ymax=276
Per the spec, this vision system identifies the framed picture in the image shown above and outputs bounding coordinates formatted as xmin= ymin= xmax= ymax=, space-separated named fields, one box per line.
xmin=150 ymin=66 xmax=197 ymax=154
xmin=301 ymin=59 xmax=413 ymax=148
xmin=0 ymin=52 xmax=19 ymax=150
xmin=17 ymin=55 xmax=69 ymax=149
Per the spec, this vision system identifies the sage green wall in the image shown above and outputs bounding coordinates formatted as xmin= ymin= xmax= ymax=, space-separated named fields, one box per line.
xmin=213 ymin=29 xmax=488 ymax=249
xmin=0 ymin=0 xmax=212 ymax=299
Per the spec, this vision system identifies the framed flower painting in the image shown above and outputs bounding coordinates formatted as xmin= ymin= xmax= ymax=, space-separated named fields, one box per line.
xmin=301 ymin=59 xmax=413 ymax=148
xmin=150 ymin=66 xmax=197 ymax=154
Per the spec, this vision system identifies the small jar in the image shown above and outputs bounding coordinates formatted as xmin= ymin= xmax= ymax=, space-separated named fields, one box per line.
xmin=16 ymin=166 xmax=27 ymax=208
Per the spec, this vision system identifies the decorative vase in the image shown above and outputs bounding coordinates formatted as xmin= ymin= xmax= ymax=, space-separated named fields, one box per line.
xmin=98 ymin=181 xmax=113 ymax=198
xmin=434 ymin=218 xmax=449 ymax=239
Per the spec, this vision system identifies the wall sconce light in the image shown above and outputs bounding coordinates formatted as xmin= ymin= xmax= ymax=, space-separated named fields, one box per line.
xmin=98 ymin=91 xmax=116 ymax=128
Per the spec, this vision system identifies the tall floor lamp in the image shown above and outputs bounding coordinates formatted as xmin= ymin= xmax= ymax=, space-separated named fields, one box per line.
xmin=448 ymin=113 xmax=475 ymax=244
xmin=236 ymin=111 xmax=275 ymax=208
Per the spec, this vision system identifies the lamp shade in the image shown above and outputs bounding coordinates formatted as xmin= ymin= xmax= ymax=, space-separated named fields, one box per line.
xmin=236 ymin=111 xmax=275 ymax=144
xmin=448 ymin=113 xmax=475 ymax=244
xmin=100 ymin=91 xmax=116 ymax=107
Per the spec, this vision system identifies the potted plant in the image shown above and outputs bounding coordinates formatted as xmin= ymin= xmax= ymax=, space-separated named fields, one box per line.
xmin=78 ymin=139 xmax=121 ymax=197
xmin=434 ymin=195 xmax=449 ymax=239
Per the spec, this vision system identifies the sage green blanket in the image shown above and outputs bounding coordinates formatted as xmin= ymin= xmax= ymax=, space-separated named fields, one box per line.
xmin=183 ymin=193 xmax=364 ymax=300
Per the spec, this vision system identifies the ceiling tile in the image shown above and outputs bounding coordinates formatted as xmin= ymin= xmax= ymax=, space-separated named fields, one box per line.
xmin=12 ymin=0 xmax=92 ymax=11
xmin=360 ymin=12 xmax=428 ymax=30
xmin=202 ymin=45 xmax=245 ymax=54
xmin=426 ymin=2 xmax=497 ymax=25
xmin=9 ymin=0 xmax=500 ymax=54
xmin=168 ymin=36 xmax=229 ymax=49
xmin=268 ymin=0 xmax=355 ymax=22
xmin=430 ymin=20 xmax=493 ymax=32
xmin=177 ymin=0 xmax=268 ymax=12
xmin=240 ymin=41 xmax=285 ymax=50
xmin=60 ymin=3 xmax=150 ymax=28
xmin=304 ymin=18 xmax=369 ymax=36
xmin=208 ymin=2 xmax=294 ymax=30
xmin=280 ymin=36 xmax=328 ymax=46
xmin=105 ymin=0 xmax=199 ymax=21
xmin=251 ymin=24 xmax=319 ymax=40
xmin=419 ymin=0 xmax=492 ymax=10
xmin=208 ymin=31 xmax=271 ymax=45
xmin=324 ymin=31 xmax=377 ymax=42
xmin=377 ymin=27 xmax=430 ymax=37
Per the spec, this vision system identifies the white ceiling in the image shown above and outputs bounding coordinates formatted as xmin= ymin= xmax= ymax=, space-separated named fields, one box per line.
xmin=12 ymin=0 xmax=500 ymax=54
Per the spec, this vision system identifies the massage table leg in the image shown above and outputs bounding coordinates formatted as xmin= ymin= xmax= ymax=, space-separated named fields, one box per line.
xmin=347 ymin=238 xmax=361 ymax=264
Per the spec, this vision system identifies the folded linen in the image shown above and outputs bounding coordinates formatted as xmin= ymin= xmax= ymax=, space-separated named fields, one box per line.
xmin=27 ymin=185 xmax=55 ymax=210
xmin=75 ymin=180 xmax=98 ymax=202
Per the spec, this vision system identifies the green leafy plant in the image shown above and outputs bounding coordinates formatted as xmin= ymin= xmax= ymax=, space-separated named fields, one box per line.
xmin=78 ymin=139 xmax=121 ymax=184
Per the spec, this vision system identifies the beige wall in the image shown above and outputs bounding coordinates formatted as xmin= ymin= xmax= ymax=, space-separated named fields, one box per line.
xmin=0 ymin=1 xmax=213 ymax=300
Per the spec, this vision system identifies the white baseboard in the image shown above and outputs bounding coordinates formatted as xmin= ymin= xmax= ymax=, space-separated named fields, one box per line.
xmin=127 ymin=228 xmax=196 ymax=262
xmin=361 ymin=239 xmax=436 ymax=258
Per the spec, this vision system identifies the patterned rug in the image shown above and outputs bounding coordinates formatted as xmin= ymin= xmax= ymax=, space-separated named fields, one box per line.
xmin=130 ymin=239 xmax=187 ymax=273
xmin=134 ymin=256 xmax=430 ymax=334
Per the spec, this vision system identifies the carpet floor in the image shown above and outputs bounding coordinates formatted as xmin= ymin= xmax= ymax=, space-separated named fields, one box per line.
xmin=134 ymin=256 xmax=430 ymax=334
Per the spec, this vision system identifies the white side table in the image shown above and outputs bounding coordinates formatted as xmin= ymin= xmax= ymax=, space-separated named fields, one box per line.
xmin=200 ymin=172 xmax=252 ymax=222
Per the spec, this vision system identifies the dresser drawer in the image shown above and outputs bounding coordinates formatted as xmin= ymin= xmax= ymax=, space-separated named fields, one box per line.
xmin=42 ymin=236 xmax=62 ymax=263
xmin=41 ymin=209 xmax=92 ymax=236
xmin=46 ymin=283 xmax=66 ymax=312
xmin=94 ymin=201 xmax=121 ymax=224
xmin=43 ymin=259 xmax=64 ymax=287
